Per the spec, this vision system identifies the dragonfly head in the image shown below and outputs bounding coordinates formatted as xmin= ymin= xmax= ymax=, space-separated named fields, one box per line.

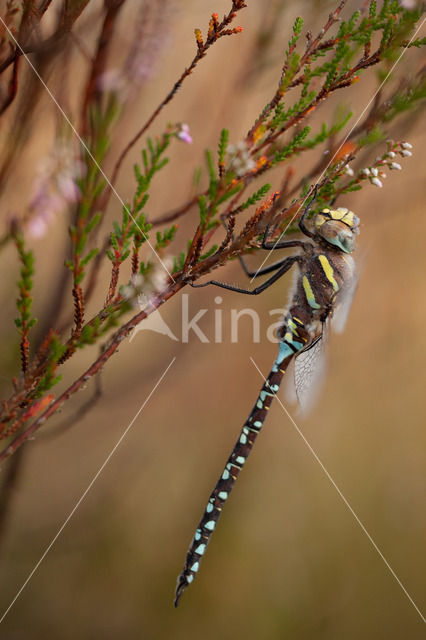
xmin=312 ymin=207 xmax=360 ymax=253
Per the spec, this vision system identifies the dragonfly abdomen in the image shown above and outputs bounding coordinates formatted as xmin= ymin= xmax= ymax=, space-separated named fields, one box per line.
xmin=174 ymin=315 xmax=308 ymax=606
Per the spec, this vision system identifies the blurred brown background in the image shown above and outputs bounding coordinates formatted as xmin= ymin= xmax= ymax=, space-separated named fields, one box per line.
xmin=0 ymin=1 xmax=425 ymax=638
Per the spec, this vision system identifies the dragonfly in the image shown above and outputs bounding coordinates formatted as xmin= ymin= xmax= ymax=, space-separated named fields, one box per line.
xmin=175 ymin=189 xmax=360 ymax=606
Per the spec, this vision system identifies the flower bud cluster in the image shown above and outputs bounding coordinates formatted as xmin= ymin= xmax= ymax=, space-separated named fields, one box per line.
xmin=227 ymin=141 xmax=256 ymax=177
xmin=360 ymin=140 xmax=412 ymax=189
xmin=121 ymin=258 xmax=173 ymax=309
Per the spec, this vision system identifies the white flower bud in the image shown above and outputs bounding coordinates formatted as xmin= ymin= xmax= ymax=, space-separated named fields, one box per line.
xmin=121 ymin=285 xmax=134 ymax=300
xmin=370 ymin=177 xmax=383 ymax=188
xmin=344 ymin=165 xmax=354 ymax=176
xmin=371 ymin=167 xmax=379 ymax=177
xmin=130 ymin=274 xmax=144 ymax=288
xmin=400 ymin=149 xmax=412 ymax=157
xmin=361 ymin=168 xmax=371 ymax=176
xmin=386 ymin=151 xmax=396 ymax=158
xmin=390 ymin=162 xmax=402 ymax=170
xmin=401 ymin=141 xmax=413 ymax=149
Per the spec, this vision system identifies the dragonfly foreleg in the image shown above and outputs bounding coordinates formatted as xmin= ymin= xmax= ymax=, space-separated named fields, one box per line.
xmin=298 ymin=184 xmax=319 ymax=238
xmin=189 ymin=255 xmax=302 ymax=295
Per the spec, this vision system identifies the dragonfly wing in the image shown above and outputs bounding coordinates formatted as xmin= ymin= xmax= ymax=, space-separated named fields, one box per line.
xmin=332 ymin=269 xmax=359 ymax=334
xmin=282 ymin=356 xmax=298 ymax=406
xmin=294 ymin=328 xmax=327 ymax=415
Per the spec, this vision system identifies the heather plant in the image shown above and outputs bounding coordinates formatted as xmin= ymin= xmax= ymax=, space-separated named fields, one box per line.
xmin=0 ymin=0 xmax=424 ymax=524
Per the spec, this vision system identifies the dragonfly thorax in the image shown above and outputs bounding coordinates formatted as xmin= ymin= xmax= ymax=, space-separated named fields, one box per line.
xmin=312 ymin=206 xmax=359 ymax=254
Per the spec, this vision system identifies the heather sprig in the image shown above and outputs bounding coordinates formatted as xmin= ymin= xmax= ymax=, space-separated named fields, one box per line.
xmin=0 ymin=0 xmax=424 ymax=465
xmin=13 ymin=229 xmax=36 ymax=374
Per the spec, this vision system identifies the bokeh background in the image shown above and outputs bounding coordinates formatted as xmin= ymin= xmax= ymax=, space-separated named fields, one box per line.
xmin=0 ymin=1 xmax=425 ymax=638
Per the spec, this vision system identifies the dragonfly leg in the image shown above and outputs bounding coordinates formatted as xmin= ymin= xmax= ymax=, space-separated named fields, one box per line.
xmin=189 ymin=255 xmax=301 ymax=295
xmin=237 ymin=251 xmax=305 ymax=279
xmin=257 ymin=184 xmax=319 ymax=248
xmin=236 ymin=232 xmax=306 ymax=275
xmin=253 ymin=186 xmax=319 ymax=251
xmin=298 ymin=184 xmax=319 ymax=237
xmin=261 ymin=236 xmax=310 ymax=251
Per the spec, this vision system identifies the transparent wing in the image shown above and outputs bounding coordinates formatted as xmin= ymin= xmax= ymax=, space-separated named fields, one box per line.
xmin=293 ymin=328 xmax=327 ymax=415
xmin=282 ymin=357 xmax=298 ymax=406
xmin=332 ymin=270 xmax=358 ymax=334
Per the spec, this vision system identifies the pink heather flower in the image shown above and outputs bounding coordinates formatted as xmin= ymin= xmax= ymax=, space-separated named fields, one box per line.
xmin=177 ymin=124 xmax=192 ymax=144
xmin=96 ymin=69 xmax=126 ymax=93
xmin=27 ymin=140 xmax=84 ymax=238
xmin=123 ymin=3 xmax=174 ymax=92
xmin=56 ymin=173 xmax=81 ymax=202
xmin=27 ymin=216 xmax=48 ymax=238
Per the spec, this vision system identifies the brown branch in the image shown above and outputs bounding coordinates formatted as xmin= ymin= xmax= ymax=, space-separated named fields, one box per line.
xmin=131 ymin=244 xmax=139 ymax=277
xmin=149 ymin=194 xmax=200 ymax=227
xmin=83 ymin=234 xmax=110 ymax=304
xmin=0 ymin=447 xmax=25 ymax=551
xmin=104 ymin=263 xmax=120 ymax=306
xmin=216 ymin=214 xmax=235 ymax=253
xmin=80 ymin=0 xmax=127 ymax=134
xmin=0 ymin=0 xmax=86 ymax=74
xmin=100 ymin=1 xmax=247 ymax=212
xmin=72 ymin=284 xmax=85 ymax=335
xmin=41 ymin=367 xmax=103 ymax=440
xmin=0 ymin=54 xmax=19 ymax=115
xmin=255 ymin=45 xmax=381 ymax=157
xmin=0 ymin=278 xmax=186 ymax=462
xmin=247 ymin=0 xmax=348 ymax=142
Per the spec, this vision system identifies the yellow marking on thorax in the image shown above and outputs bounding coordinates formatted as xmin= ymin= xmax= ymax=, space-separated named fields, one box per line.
xmin=302 ymin=275 xmax=321 ymax=309
xmin=318 ymin=254 xmax=339 ymax=292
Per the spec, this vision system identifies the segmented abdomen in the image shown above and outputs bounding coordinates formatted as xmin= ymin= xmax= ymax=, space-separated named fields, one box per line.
xmin=174 ymin=312 xmax=309 ymax=606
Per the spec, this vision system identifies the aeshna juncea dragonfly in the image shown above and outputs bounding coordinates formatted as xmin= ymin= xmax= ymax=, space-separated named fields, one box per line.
xmin=175 ymin=191 xmax=360 ymax=606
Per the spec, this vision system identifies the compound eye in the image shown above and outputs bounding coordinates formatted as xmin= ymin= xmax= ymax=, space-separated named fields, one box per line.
xmin=340 ymin=233 xmax=355 ymax=253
